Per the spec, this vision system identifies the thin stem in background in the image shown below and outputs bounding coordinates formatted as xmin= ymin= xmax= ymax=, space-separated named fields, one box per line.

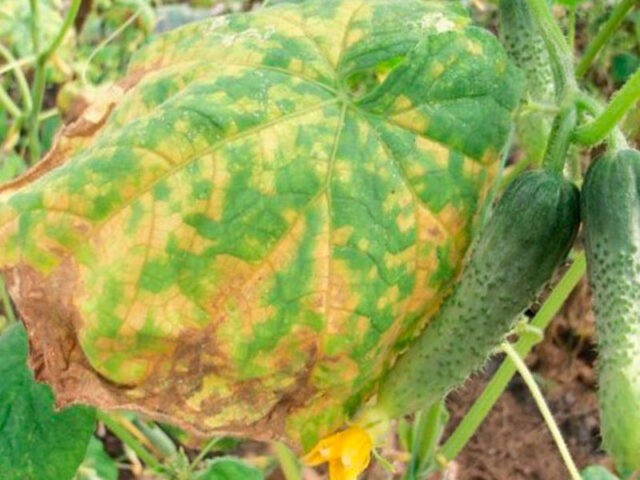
xmin=567 ymin=4 xmax=576 ymax=52
xmin=574 ymin=66 xmax=640 ymax=146
xmin=273 ymin=442 xmax=303 ymax=480
xmin=27 ymin=0 xmax=81 ymax=163
xmin=27 ymin=0 xmax=42 ymax=163
xmin=189 ymin=437 xmax=222 ymax=472
xmin=0 ymin=56 xmax=35 ymax=78
xmin=0 ymin=43 xmax=32 ymax=113
xmin=80 ymin=9 xmax=142 ymax=86
xmin=0 ymin=276 xmax=16 ymax=324
xmin=501 ymin=341 xmax=582 ymax=480
xmin=96 ymin=411 xmax=164 ymax=472
xmin=43 ymin=0 xmax=82 ymax=61
xmin=576 ymin=0 xmax=637 ymax=78
xmin=439 ymin=253 xmax=586 ymax=461
xmin=0 ymin=85 xmax=21 ymax=119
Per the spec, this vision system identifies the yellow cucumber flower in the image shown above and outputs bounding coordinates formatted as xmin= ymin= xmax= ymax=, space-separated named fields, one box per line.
xmin=303 ymin=407 xmax=390 ymax=480
xmin=303 ymin=426 xmax=373 ymax=480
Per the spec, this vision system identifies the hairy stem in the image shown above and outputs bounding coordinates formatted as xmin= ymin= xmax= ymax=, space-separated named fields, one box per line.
xmin=574 ymin=66 xmax=640 ymax=146
xmin=439 ymin=253 xmax=586 ymax=461
xmin=576 ymin=0 xmax=637 ymax=78
xmin=501 ymin=342 xmax=581 ymax=480
xmin=543 ymin=105 xmax=577 ymax=174
xmin=526 ymin=0 xmax=577 ymax=96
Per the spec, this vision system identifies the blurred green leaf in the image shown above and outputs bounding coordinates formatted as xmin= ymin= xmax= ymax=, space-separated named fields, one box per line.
xmin=0 ymin=152 xmax=27 ymax=182
xmin=581 ymin=465 xmax=620 ymax=480
xmin=612 ymin=53 xmax=640 ymax=85
xmin=195 ymin=457 xmax=264 ymax=480
xmin=74 ymin=437 xmax=118 ymax=480
xmin=40 ymin=114 xmax=62 ymax=153
xmin=155 ymin=5 xmax=214 ymax=33
xmin=0 ymin=323 xmax=96 ymax=480
xmin=554 ymin=0 xmax=587 ymax=6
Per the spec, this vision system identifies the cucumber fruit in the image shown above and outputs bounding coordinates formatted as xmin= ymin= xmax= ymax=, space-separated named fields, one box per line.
xmin=377 ymin=170 xmax=580 ymax=416
xmin=582 ymin=149 xmax=640 ymax=475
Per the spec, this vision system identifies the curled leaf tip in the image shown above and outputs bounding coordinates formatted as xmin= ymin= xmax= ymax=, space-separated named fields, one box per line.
xmin=303 ymin=426 xmax=373 ymax=480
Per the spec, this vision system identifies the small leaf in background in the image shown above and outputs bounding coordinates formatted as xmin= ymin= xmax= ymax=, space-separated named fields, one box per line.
xmin=40 ymin=114 xmax=63 ymax=154
xmin=581 ymin=465 xmax=620 ymax=480
xmin=0 ymin=152 xmax=27 ymax=183
xmin=195 ymin=457 xmax=264 ymax=480
xmin=611 ymin=53 xmax=640 ymax=86
xmin=73 ymin=437 xmax=118 ymax=480
xmin=0 ymin=323 xmax=96 ymax=480
xmin=154 ymin=5 xmax=214 ymax=33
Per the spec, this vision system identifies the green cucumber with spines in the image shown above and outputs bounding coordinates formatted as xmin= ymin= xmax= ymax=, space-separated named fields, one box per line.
xmin=377 ymin=170 xmax=580 ymax=417
xmin=582 ymin=149 xmax=640 ymax=475
xmin=499 ymin=0 xmax=556 ymax=165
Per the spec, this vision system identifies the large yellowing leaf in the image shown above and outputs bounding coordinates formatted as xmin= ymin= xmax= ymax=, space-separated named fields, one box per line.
xmin=0 ymin=0 xmax=522 ymax=449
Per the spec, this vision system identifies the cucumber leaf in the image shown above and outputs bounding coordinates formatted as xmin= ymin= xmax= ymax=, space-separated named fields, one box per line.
xmin=195 ymin=458 xmax=264 ymax=480
xmin=0 ymin=323 xmax=96 ymax=480
xmin=0 ymin=0 xmax=522 ymax=449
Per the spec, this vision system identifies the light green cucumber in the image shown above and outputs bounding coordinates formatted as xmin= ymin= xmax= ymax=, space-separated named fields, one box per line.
xmin=582 ymin=149 xmax=640 ymax=475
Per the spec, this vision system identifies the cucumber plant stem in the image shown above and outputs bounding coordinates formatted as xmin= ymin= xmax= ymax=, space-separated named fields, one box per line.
xmin=439 ymin=253 xmax=586 ymax=461
xmin=97 ymin=411 xmax=164 ymax=472
xmin=27 ymin=0 xmax=81 ymax=163
xmin=526 ymin=0 xmax=577 ymax=96
xmin=273 ymin=442 xmax=303 ymax=480
xmin=543 ymin=105 xmax=577 ymax=174
xmin=574 ymin=66 xmax=640 ymax=146
xmin=0 ymin=44 xmax=32 ymax=113
xmin=500 ymin=342 xmax=582 ymax=480
xmin=576 ymin=0 xmax=637 ymax=78
xmin=0 ymin=56 xmax=35 ymax=78
xmin=0 ymin=86 xmax=21 ymax=119
xmin=567 ymin=5 xmax=576 ymax=51
xmin=189 ymin=437 xmax=222 ymax=472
